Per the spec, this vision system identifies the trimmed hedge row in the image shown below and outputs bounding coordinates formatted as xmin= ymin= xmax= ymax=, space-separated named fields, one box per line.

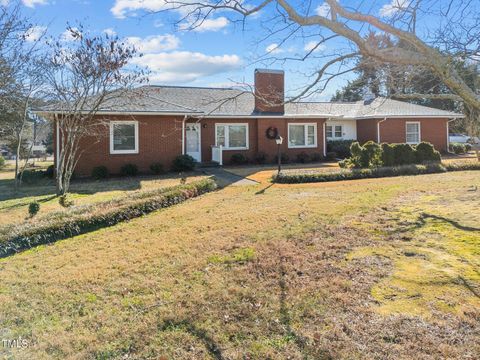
xmin=274 ymin=162 xmax=480 ymax=184
xmin=0 ymin=178 xmax=217 ymax=258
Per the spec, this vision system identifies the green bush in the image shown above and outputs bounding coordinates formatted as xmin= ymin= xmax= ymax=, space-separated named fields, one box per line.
xmin=150 ymin=162 xmax=165 ymax=175
xmin=45 ymin=165 xmax=55 ymax=179
xmin=0 ymin=179 xmax=217 ymax=258
xmin=120 ymin=163 xmax=138 ymax=177
xmin=415 ymin=142 xmax=441 ymax=163
xmin=274 ymin=163 xmax=448 ymax=184
xmin=363 ymin=141 xmax=383 ymax=167
xmin=59 ymin=194 xmax=74 ymax=208
xmin=326 ymin=152 xmax=337 ymax=161
xmin=28 ymin=201 xmax=40 ymax=217
xmin=444 ymin=161 xmax=480 ymax=172
xmin=230 ymin=153 xmax=248 ymax=165
xmin=327 ymin=140 xmax=355 ymax=159
xmin=91 ymin=166 xmax=109 ymax=180
xmin=310 ymin=153 xmax=323 ymax=162
xmin=296 ymin=151 xmax=311 ymax=163
xmin=0 ymin=155 xmax=5 ymax=169
xmin=381 ymin=143 xmax=395 ymax=167
xmin=465 ymin=143 xmax=472 ymax=152
xmin=254 ymin=151 xmax=267 ymax=164
xmin=450 ymin=143 xmax=467 ymax=154
xmin=18 ymin=169 xmax=45 ymax=184
xmin=393 ymin=143 xmax=416 ymax=165
xmin=172 ymin=154 xmax=196 ymax=172
xmin=274 ymin=153 xmax=289 ymax=164
xmin=347 ymin=141 xmax=382 ymax=168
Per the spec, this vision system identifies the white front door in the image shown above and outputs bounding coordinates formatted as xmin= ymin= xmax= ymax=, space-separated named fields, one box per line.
xmin=186 ymin=123 xmax=201 ymax=162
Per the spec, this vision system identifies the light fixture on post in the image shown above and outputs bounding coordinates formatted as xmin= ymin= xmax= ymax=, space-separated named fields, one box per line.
xmin=275 ymin=134 xmax=283 ymax=174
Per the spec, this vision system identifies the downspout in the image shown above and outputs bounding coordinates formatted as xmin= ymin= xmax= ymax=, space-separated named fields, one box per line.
xmin=377 ymin=117 xmax=387 ymax=143
xmin=323 ymin=120 xmax=328 ymax=157
xmin=182 ymin=115 xmax=187 ymax=155
xmin=446 ymin=118 xmax=456 ymax=153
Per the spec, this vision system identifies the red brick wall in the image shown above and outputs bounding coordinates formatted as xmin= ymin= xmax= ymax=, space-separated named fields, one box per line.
xmin=196 ymin=118 xmax=259 ymax=163
xmin=69 ymin=115 xmax=184 ymax=176
xmin=257 ymin=118 xmax=326 ymax=162
xmin=254 ymin=70 xmax=285 ymax=113
xmin=356 ymin=119 xmax=379 ymax=144
xmin=379 ymin=118 xmax=448 ymax=151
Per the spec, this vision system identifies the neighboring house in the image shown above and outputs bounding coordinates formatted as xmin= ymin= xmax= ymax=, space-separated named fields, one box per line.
xmin=38 ymin=69 xmax=464 ymax=176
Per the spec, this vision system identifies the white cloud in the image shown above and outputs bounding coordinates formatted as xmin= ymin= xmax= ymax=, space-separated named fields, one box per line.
xmin=103 ymin=28 xmax=117 ymax=37
xmin=265 ymin=43 xmax=284 ymax=54
xmin=315 ymin=3 xmax=331 ymax=17
xmin=111 ymin=0 xmax=170 ymax=19
xmin=180 ymin=17 xmax=229 ymax=32
xmin=131 ymin=51 xmax=242 ymax=83
xmin=380 ymin=0 xmax=411 ymax=17
xmin=61 ymin=27 xmax=81 ymax=42
xmin=24 ymin=25 xmax=46 ymax=42
xmin=125 ymin=34 xmax=180 ymax=53
xmin=22 ymin=0 xmax=48 ymax=8
xmin=304 ymin=41 xmax=326 ymax=53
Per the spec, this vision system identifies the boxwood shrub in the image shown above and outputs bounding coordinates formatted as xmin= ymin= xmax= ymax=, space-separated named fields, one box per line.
xmin=92 ymin=165 xmax=109 ymax=180
xmin=230 ymin=153 xmax=248 ymax=165
xmin=0 ymin=178 xmax=217 ymax=258
xmin=120 ymin=163 xmax=138 ymax=177
xmin=172 ymin=154 xmax=196 ymax=172
xmin=326 ymin=140 xmax=355 ymax=159
xmin=274 ymin=164 xmax=447 ymax=184
xmin=150 ymin=162 xmax=165 ymax=175
xmin=274 ymin=161 xmax=480 ymax=184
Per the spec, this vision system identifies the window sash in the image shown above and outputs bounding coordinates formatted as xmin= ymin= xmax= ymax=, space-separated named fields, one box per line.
xmin=288 ymin=123 xmax=317 ymax=148
xmin=215 ymin=124 xmax=248 ymax=149
xmin=326 ymin=124 xmax=343 ymax=139
xmin=110 ymin=121 xmax=138 ymax=154
xmin=406 ymin=122 xmax=420 ymax=144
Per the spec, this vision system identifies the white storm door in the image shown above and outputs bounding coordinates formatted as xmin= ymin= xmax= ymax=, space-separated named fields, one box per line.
xmin=186 ymin=123 xmax=201 ymax=162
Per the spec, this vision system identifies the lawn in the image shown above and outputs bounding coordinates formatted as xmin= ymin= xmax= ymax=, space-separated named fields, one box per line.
xmin=0 ymin=169 xmax=479 ymax=359
xmin=0 ymin=163 xmax=208 ymax=227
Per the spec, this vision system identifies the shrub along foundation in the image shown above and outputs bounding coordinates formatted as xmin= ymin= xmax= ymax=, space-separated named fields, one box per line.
xmin=274 ymin=162 xmax=480 ymax=184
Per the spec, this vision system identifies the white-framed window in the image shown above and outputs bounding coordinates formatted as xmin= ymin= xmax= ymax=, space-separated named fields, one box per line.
xmin=215 ymin=123 xmax=249 ymax=150
xmin=406 ymin=121 xmax=421 ymax=144
xmin=288 ymin=123 xmax=317 ymax=148
xmin=110 ymin=121 xmax=139 ymax=154
xmin=326 ymin=124 xmax=343 ymax=139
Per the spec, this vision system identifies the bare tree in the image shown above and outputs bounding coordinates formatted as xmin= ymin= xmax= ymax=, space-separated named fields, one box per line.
xmin=0 ymin=2 xmax=49 ymax=189
xmin=158 ymin=0 xmax=479 ymax=112
xmin=43 ymin=25 xmax=146 ymax=195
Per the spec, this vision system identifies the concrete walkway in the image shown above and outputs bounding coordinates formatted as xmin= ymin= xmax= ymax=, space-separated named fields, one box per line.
xmin=202 ymin=168 xmax=259 ymax=187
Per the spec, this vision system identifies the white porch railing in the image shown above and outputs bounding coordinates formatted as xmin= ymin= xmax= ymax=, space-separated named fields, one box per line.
xmin=211 ymin=145 xmax=223 ymax=165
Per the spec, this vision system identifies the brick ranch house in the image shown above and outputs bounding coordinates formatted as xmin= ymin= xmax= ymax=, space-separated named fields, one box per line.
xmin=40 ymin=69 xmax=463 ymax=176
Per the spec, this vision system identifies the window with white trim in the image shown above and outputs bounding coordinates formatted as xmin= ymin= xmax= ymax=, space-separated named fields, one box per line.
xmin=406 ymin=122 xmax=421 ymax=144
xmin=326 ymin=125 xmax=343 ymax=139
xmin=110 ymin=121 xmax=139 ymax=154
xmin=215 ymin=124 xmax=249 ymax=150
xmin=288 ymin=123 xmax=317 ymax=148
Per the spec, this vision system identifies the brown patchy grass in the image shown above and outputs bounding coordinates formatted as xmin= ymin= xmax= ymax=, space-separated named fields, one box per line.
xmin=0 ymin=171 xmax=479 ymax=359
xmin=0 ymin=163 xmax=207 ymax=227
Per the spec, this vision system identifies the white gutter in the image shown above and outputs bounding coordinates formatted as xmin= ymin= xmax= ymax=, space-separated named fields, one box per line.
xmin=377 ymin=117 xmax=387 ymax=143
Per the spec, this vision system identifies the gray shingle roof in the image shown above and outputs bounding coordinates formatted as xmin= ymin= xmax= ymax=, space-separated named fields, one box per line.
xmin=40 ymin=85 xmax=464 ymax=118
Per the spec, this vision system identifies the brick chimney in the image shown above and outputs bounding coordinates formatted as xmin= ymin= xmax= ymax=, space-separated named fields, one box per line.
xmin=254 ymin=69 xmax=285 ymax=114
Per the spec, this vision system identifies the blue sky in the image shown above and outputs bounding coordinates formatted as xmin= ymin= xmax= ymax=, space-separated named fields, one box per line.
xmin=16 ymin=0 xmax=454 ymax=100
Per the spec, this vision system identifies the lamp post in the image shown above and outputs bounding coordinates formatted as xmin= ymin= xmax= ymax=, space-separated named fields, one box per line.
xmin=275 ymin=135 xmax=283 ymax=174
